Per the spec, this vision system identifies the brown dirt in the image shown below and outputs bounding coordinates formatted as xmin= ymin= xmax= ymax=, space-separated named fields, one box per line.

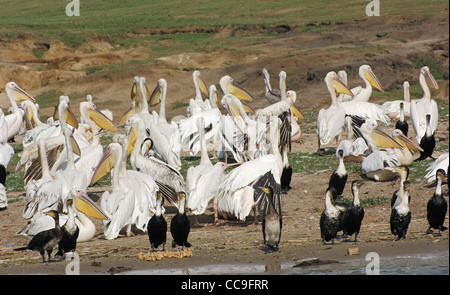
xmin=0 ymin=13 xmax=448 ymax=275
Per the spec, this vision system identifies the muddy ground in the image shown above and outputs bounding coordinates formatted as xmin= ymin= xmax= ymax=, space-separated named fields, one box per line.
xmin=0 ymin=13 xmax=448 ymax=275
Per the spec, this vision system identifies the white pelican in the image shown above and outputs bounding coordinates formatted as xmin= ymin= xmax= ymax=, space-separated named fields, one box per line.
xmin=410 ymin=66 xmax=439 ymax=143
xmin=286 ymin=90 xmax=303 ymax=142
xmin=262 ymin=68 xmax=284 ymax=104
xmin=72 ymin=101 xmax=118 ymax=184
xmin=0 ymin=112 xmax=14 ymax=168
xmin=4 ymin=82 xmax=35 ymax=140
xmin=214 ymin=116 xmax=282 ymax=224
xmin=186 ymin=117 xmax=230 ymax=226
xmin=358 ymin=119 xmax=403 ymax=181
xmin=93 ymin=142 xmax=136 ymax=240
xmin=340 ymin=65 xmax=383 ymax=102
xmin=17 ymin=188 xmax=108 ymax=242
xmin=317 ymin=71 xmax=354 ymax=155
xmin=382 ymin=81 xmax=411 ymax=119
xmin=126 ymin=115 xmax=185 ymax=208
xmin=85 ymin=94 xmax=113 ymax=122
xmin=21 ymin=100 xmax=61 ymax=148
xmin=219 ymin=75 xmax=254 ymax=103
xmin=222 ymin=94 xmax=268 ymax=160
xmin=188 ymin=70 xmax=209 ymax=115
xmin=389 ymin=129 xmax=423 ymax=166
xmin=336 ymin=116 xmax=369 ymax=162
xmin=151 ymin=78 xmax=182 ymax=163
xmin=425 ymin=153 xmax=449 ymax=184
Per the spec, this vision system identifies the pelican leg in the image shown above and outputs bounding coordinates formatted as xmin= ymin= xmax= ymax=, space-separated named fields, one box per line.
xmin=317 ymin=137 xmax=323 ymax=156
xmin=253 ymin=207 xmax=258 ymax=225
xmin=213 ymin=201 xmax=219 ymax=226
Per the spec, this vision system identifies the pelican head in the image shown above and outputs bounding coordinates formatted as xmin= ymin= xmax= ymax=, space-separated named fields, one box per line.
xmin=391 ymin=129 xmax=423 ymax=152
xmin=219 ymin=75 xmax=254 ymax=102
xmin=324 ymin=71 xmax=354 ymax=98
xmin=73 ymin=188 xmax=109 ymax=220
xmin=360 ymin=65 xmax=383 ymax=92
xmin=80 ymin=101 xmax=118 ymax=132
xmin=420 ymin=66 xmax=439 ymax=90
xmin=5 ymin=82 xmax=35 ymax=102
xmin=286 ymin=90 xmax=305 ymax=120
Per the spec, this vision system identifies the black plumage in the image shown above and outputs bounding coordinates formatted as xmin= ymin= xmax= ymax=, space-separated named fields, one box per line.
xmin=426 ymin=169 xmax=448 ymax=236
xmin=14 ymin=210 xmax=63 ymax=262
xmin=342 ymin=180 xmax=365 ymax=242
xmin=416 ymin=114 xmax=435 ymax=161
xmin=320 ymin=187 xmax=343 ymax=244
xmin=260 ymin=186 xmax=282 ymax=251
xmin=390 ymin=181 xmax=411 ymax=240
xmin=281 ymin=148 xmax=292 ymax=193
xmin=0 ymin=164 xmax=6 ymax=186
xmin=55 ymin=199 xmax=79 ymax=259
xmin=328 ymin=149 xmax=348 ymax=198
xmin=148 ymin=192 xmax=167 ymax=251
xmin=170 ymin=192 xmax=191 ymax=250
xmin=395 ymin=102 xmax=408 ymax=136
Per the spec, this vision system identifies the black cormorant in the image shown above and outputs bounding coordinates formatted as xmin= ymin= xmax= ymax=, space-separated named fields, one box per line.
xmin=0 ymin=164 xmax=6 ymax=186
xmin=426 ymin=169 xmax=448 ymax=236
xmin=320 ymin=187 xmax=343 ymax=244
xmin=170 ymin=192 xmax=191 ymax=250
xmin=260 ymin=186 xmax=282 ymax=251
xmin=55 ymin=198 xmax=79 ymax=259
xmin=390 ymin=181 xmax=411 ymax=240
xmin=416 ymin=114 xmax=435 ymax=161
xmin=395 ymin=102 xmax=408 ymax=136
xmin=328 ymin=149 xmax=348 ymax=198
xmin=342 ymin=180 xmax=365 ymax=242
xmin=391 ymin=167 xmax=410 ymax=208
xmin=148 ymin=192 xmax=167 ymax=251
xmin=14 ymin=210 xmax=63 ymax=262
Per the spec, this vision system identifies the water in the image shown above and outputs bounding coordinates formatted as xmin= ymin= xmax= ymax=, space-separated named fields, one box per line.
xmin=121 ymin=250 xmax=449 ymax=275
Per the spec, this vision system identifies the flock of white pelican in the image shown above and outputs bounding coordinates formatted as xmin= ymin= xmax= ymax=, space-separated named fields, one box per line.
xmin=0 ymin=63 xmax=447 ymax=260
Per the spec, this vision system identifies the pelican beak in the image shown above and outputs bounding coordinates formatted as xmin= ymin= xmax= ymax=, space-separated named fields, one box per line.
xmin=23 ymin=104 xmax=34 ymax=129
xmin=10 ymin=84 xmax=35 ymax=102
xmin=332 ymin=77 xmax=354 ymax=97
xmin=53 ymin=104 xmax=79 ymax=129
xmin=425 ymin=68 xmax=439 ymax=90
xmin=364 ymin=69 xmax=384 ymax=92
xmin=127 ymin=125 xmax=138 ymax=156
xmin=117 ymin=104 xmax=135 ymax=125
xmin=258 ymin=187 xmax=270 ymax=194
xmin=149 ymin=82 xmax=162 ymax=107
xmin=88 ymin=108 xmax=119 ymax=132
xmin=241 ymin=101 xmax=255 ymax=114
xmin=289 ymin=103 xmax=306 ymax=121
xmin=75 ymin=192 xmax=109 ymax=220
xmin=372 ymin=127 xmax=403 ymax=149
xmin=228 ymin=80 xmax=254 ymax=101
xmin=69 ymin=132 xmax=82 ymax=157
xmin=90 ymin=147 xmax=114 ymax=185
xmin=198 ymin=77 xmax=209 ymax=98
xmin=225 ymin=162 xmax=242 ymax=169
xmin=212 ymin=92 xmax=219 ymax=108
xmin=394 ymin=131 xmax=424 ymax=152
xmin=130 ymin=77 xmax=138 ymax=101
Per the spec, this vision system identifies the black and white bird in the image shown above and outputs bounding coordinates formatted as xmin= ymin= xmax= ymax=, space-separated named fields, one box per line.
xmin=55 ymin=197 xmax=79 ymax=259
xmin=260 ymin=186 xmax=282 ymax=251
xmin=391 ymin=167 xmax=410 ymax=209
xmin=280 ymin=148 xmax=292 ymax=194
xmin=170 ymin=192 xmax=191 ymax=250
xmin=328 ymin=149 xmax=348 ymax=198
xmin=342 ymin=180 xmax=365 ymax=242
xmin=320 ymin=187 xmax=343 ymax=244
xmin=416 ymin=114 xmax=435 ymax=161
xmin=148 ymin=192 xmax=167 ymax=251
xmin=395 ymin=102 xmax=409 ymax=137
xmin=426 ymin=169 xmax=448 ymax=236
xmin=14 ymin=210 xmax=63 ymax=262
xmin=390 ymin=181 xmax=411 ymax=240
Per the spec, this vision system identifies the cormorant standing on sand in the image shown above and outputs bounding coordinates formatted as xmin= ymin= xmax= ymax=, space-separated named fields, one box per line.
xmin=426 ymin=169 xmax=448 ymax=236
xmin=55 ymin=198 xmax=79 ymax=259
xmin=14 ymin=210 xmax=63 ymax=262
xmin=390 ymin=181 xmax=411 ymax=240
xmin=170 ymin=192 xmax=191 ymax=250
xmin=342 ymin=180 xmax=365 ymax=242
xmin=148 ymin=192 xmax=167 ymax=251
xmin=320 ymin=187 xmax=343 ymax=244
xmin=260 ymin=186 xmax=282 ymax=251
